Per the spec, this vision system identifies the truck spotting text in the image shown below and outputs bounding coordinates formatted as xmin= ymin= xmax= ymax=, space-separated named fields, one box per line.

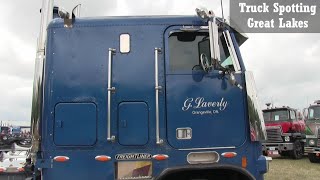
xmin=247 ymin=18 xmax=308 ymax=29
xmin=239 ymin=3 xmax=317 ymax=16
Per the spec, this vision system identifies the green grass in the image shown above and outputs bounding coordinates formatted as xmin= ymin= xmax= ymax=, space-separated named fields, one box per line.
xmin=265 ymin=156 xmax=320 ymax=180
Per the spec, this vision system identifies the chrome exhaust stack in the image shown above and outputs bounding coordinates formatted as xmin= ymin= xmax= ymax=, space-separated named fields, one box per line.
xmin=30 ymin=0 xmax=54 ymax=165
xmin=37 ymin=0 xmax=54 ymax=56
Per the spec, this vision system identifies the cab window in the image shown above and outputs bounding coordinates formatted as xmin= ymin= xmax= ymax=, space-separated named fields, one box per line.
xmin=168 ymin=31 xmax=234 ymax=72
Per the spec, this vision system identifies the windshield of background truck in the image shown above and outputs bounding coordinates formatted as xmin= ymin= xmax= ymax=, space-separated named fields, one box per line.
xmin=0 ymin=127 xmax=9 ymax=134
xmin=11 ymin=127 xmax=21 ymax=134
xmin=169 ymin=31 xmax=233 ymax=72
xmin=263 ymin=110 xmax=289 ymax=121
xmin=308 ymin=106 xmax=320 ymax=120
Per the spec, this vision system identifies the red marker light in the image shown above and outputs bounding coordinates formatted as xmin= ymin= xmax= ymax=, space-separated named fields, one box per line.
xmin=221 ymin=152 xmax=237 ymax=158
xmin=0 ymin=167 xmax=5 ymax=173
xmin=53 ymin=156 xmax=70 ymax=162
xmin=152 ymin=154 xmax=169 ymax=161
xmin=18 ymin=167 xmax=25 ymax=172
xmin=95 ymin=155 xmax=111 ymax=162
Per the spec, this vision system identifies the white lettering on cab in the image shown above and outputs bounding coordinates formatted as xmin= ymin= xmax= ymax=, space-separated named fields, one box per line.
xmin=182 ymin=97 xmax=228 ymax=115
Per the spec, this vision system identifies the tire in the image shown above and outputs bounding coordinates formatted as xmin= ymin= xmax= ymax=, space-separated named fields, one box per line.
xmin=290 ymin=140 xmax=303 ymax=159
xmin=308 ymin=153 xmax=320 ymax=163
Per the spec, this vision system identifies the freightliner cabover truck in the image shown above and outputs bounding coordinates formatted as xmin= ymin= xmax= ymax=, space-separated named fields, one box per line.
xmin=26 ymin=1 xmax=270 ymax=179
xmin=262 ymin=105 xmax=306 ymax=159
xmin=304 ymin=100 xmax=320 ymax=163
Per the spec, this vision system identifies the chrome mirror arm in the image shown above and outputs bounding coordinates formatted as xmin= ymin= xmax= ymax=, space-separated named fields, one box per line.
xmin=196 ymin=8 xmax=221 ymax=70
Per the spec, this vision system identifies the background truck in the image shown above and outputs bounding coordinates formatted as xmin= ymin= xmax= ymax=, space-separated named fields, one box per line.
xmin=25 ymin=1 xmax=270 ymax=179
xmin=304 ymin=100 xmax=320 ymax=163
xmin=0 ymin=126 xmax=31 ymax=147
xmin=262 ymin=105 xmax=306 ymax=159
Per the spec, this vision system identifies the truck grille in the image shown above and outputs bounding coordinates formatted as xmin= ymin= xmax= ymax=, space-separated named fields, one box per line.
xmin=266 ymin=127 xmax=283 ymax=143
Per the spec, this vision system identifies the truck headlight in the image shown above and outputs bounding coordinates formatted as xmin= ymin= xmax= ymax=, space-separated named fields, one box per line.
xmin=309 ymin=139 xmax=315 ymax=146
xmin=284 ymin=136 xmax=290 ymax=142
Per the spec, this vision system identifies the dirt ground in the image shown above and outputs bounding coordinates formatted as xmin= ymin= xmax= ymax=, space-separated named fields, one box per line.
xmin=264 ymin=155 xmax=320 ymax=180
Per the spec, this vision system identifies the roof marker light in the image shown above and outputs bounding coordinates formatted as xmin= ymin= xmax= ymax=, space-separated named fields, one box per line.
xmin=221 ymin=152 xmax=237 ymax=158
xmin=95 ymin=155 xmax=111 ymax=162
xmin=152 ymin=154 xmax=169 ymax=161
xmin=53 ymin=156 xmax=70 ymax=162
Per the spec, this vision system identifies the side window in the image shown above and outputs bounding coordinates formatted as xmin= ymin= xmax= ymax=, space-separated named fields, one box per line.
xmin=290 ymin=110 xmax=296 ymax=120
xmin=168 ymin=30 xmax=237 ymax=73
xmin=309 ymin=109 xmax=314 ymax=118
xmin=169 ymin=32 xmax=207 ymax=72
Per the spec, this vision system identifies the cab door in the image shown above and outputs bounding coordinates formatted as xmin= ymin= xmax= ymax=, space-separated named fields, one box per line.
xmin=164 ymin=26 xmax=247 ymax=149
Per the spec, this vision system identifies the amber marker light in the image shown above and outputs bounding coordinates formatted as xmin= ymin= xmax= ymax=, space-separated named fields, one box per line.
xmin=95 ymin=155 xmax=111 ymax=162
xmin=53 ymin=156 xmax=70 ymax=162
xmin=152 ymin=154 xmax=169 ymax=161
xmin=221 ymin=152 xmax=237 ymax=158
xmin=242 ymin=157 xmax=247 ymax=168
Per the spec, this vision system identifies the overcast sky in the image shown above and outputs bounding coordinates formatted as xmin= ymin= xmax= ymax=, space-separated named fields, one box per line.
xmin=0 ymin=0 xmax=319 ymax=124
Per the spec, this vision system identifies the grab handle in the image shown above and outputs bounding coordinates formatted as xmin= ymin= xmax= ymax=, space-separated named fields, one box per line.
xmin=107 ymin=48 xmax=116 ymax=142
xmin=154 ymin=47 xmax=163 ymax=145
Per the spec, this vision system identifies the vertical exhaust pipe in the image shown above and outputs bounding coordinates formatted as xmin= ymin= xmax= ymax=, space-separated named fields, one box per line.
xmin=31 ymin=0 xmax=54 ymax=163
xmin=37 ymin=0 xmax=54 ymax=55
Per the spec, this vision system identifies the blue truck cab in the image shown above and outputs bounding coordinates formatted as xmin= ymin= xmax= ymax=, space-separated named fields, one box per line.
xmin=28 ymin=2 xmax=270 ymax=180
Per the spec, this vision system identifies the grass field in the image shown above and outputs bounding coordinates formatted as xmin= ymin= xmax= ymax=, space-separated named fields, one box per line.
xmin=264 ymin=156 xmax=320 ymax=180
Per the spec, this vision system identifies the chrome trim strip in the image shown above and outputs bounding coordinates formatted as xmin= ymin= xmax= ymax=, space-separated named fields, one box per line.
xmin=107 ymin=48 xmax=116 ymax=142
xmin=154 ymin=47 xmax=163 ymax=145
xmin=226 ymin=30 xmax=241 ymax=71
xmin=178 ymin=146 xmax=236 ymax=151
xmin=223 ymin=30 xmax=241 ymax=72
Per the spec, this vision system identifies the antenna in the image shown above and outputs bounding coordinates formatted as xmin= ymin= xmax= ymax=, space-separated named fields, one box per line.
xmin=220 ymin=0 xmax=225 ymax=21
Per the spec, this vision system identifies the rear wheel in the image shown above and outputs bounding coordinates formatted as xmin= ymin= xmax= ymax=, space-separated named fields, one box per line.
xmin=290 ymin=140 xmax=303 ymax=159
xmin=308 ymin=153 xmax=320 ymax=163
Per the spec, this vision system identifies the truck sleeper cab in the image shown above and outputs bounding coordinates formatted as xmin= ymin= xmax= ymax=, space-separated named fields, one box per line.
xmin=28 ymin=2 xmax=269 ymax=180
xmin=262 ymin=106 xmax=305 ymax=159
xmin=304 ymin=100 xmax=320 ymax=163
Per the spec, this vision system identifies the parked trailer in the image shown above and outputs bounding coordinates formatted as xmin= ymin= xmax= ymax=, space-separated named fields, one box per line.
xmin=304 ymin=100 xmax=320 ymax=163
xmin=25 ymin=1 xmax=270 ymax=179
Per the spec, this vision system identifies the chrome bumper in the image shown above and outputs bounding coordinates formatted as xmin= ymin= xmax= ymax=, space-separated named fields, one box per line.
xmin=262 ymin=143 xmax=293 ymax=151
xmin=305 ymin=147 xmax=320 ymax=153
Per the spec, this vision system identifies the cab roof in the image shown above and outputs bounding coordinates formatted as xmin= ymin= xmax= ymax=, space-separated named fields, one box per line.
xmin=48 ymin=15 xmax=248 ymax=46
xmin=263 ymin=107 xmax=296 ymax=112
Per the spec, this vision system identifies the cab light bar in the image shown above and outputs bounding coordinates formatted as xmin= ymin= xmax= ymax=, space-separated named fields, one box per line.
xmin=53 ymin=156 xmax=70 ymax=162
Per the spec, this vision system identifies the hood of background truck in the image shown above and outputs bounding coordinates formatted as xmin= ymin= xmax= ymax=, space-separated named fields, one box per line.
xmin=265 ymin=121 xmax=291 ymax=133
